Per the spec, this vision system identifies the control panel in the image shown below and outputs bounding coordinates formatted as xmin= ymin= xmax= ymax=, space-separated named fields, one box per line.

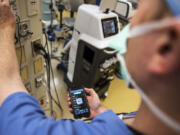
xmin=11 ymin=0 xmax=56 ymax=118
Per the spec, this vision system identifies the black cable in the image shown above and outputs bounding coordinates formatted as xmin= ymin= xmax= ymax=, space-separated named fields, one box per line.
xmin=16 ymin=14 xmax=23 ymax=75
xmin=49 ymin=0 xmax=54 ymax=32
xmin=45 ymin=4 xmax=63 ymax=112
xmin=44 ymin=31 xmax=63 ymax=112
xmin=43 ymin=50 xmax=61 ymax=116
xmin=46 ymin=65 xmax=62 ymax=113
xmin=45 ymin=57 xmax=53 ymax=117
xmin=50 ymin=42 xmax=53 ymax=55
xmin=49 ymin=42 xmax=63 ymax=113
xmin=50 ymin=58 xmax=63 ymax=112
xmin=36 ymin=29 xmax=53 ymax=117
xmin=42 ymin=48 xmax=53 ymax=116
xmin=42 ymin=0 xmax=64 ymax=113
xmin=47 ymin=46 xmax=54 ymax=117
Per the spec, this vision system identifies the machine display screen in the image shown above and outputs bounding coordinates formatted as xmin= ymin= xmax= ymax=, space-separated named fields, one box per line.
xmin=102 ymin=18 xmax=118 ymax=38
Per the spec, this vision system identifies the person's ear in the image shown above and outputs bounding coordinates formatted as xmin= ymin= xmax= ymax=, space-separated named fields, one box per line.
xmin=148 ymin=24 xmax=180 ymax=75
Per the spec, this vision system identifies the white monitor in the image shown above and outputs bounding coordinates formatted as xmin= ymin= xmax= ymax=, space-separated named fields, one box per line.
xmin=62 ymin=0 xmax=84 ymax=11
xmin=100 ymin=0 xmax=117 ymax=11
xmin=115 ymin=1 xmax=130 ymax=18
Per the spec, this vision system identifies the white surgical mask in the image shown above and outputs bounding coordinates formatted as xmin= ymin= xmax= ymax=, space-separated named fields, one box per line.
xmin=109 ymin=18 xmax=180 ymax=133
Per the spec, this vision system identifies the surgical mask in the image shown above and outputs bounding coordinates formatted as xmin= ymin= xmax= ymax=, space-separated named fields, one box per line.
xmin=109 ymin=24 xmax=131 ymax=86
xmin=109 ymin=18 xmax=180 ymax=133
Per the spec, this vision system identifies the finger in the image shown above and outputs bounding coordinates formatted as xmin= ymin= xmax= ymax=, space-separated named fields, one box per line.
xmin=67 ymin=97 xmax=71 ymax=102
xmin=86 ymin=96 xmax=91 ymax=102
xmin=84 ymin=88 xmax=94 ymax=96
xmin=69 ymin=108 xmax=73 ymax=113
xmin=68 ymin=101 xmax=72 ymax=106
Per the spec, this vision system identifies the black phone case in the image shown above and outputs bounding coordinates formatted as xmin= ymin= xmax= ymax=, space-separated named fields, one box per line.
xmin=70 ymin=89 xmax=90 ymax=119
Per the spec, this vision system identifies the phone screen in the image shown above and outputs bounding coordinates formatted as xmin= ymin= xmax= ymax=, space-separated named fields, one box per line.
xmin=70 ymin=89 xmax=90 ymax=119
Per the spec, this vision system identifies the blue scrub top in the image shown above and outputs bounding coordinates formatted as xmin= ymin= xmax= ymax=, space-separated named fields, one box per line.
xmin=0 ymin=92 xmax=133 ymax=135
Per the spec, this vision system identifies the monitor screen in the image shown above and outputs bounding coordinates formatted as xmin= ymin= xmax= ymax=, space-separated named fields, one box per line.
xmin=102 ymin=18 xmax=118 ymax=38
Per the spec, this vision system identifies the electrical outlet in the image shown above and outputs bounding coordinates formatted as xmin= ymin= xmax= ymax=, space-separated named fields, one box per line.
xmin=16 ymin=20 xmax=31 ymax=40
xmin=31 ymin=39 xmax=42 ymax=57
xmin=35 ymin=75 xmax=43 ymax=88
xmin=19 ymin=20 xmax=31 ymax=38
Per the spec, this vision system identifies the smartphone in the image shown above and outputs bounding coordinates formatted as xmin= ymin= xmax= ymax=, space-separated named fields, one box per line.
xmin=70 ymin=89 xmax=90 ymax=119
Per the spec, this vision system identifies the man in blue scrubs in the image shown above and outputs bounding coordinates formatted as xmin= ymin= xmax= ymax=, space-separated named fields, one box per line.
xmin=0 ymin=0 xmax=180 ymax=135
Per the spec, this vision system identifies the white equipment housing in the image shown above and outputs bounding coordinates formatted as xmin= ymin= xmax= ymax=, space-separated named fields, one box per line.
xmin=67 ymin=4 xmax=120 ymax=83
xmin=115 ymin=0 xmax=136 ymax=19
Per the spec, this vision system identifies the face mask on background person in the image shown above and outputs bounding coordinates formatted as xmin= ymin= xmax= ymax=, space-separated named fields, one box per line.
xmin=109 ymin=17 xmax=180 ymax=133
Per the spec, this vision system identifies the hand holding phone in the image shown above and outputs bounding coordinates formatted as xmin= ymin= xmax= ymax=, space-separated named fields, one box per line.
xmin=68 ymin=88 xmax=108 ymax=119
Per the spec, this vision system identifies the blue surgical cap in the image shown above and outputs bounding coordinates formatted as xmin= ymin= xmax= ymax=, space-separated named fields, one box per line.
xmin=165 ymin=0 xmax=180 ymax=17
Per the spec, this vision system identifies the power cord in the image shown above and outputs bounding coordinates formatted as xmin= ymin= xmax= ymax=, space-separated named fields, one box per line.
xmin=16 ymin=14 xmax=23 ymax=74
xmin=34 ymin=30 xmax=63 ymax=114
xmin=44 ymin=30 xmax=63 ymax=113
